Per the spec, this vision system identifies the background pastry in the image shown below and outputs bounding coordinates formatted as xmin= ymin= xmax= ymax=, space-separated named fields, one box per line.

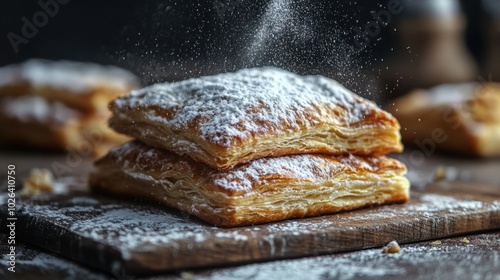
xmin=110 ymin=67 xmax=402 ymax=170
xmin=90 ymin=141 xmax=410 ymax=227
xmin=0 ymin=59 xmax=138 ymax=155
xmin=0 ymin=59 xmax=139 ymax=113
xmin=388 ymin=83 xmax=500 ymax=157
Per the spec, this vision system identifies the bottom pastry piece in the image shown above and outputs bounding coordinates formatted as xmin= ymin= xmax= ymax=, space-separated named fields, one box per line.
xmin=89 ymin=141 xmax=410 ymax=227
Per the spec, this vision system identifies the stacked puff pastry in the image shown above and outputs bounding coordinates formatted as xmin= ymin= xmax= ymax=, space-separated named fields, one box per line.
xmin=90 ymin=67 xmax=410 ymax=227
xmin=0 ymin=59 xmax=139 ymax=156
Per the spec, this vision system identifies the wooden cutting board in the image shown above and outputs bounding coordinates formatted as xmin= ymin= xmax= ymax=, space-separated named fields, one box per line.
xmin=1 ymin=179 xmax=499 ymax=276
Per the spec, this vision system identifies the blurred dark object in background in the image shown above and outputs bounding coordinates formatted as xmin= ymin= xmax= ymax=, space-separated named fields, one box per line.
xmin=482 ymin=0 xmax=500 ymax=82
xmin=0 ymin=0 xmax=490 ymax=101
xmin=382 ymin=0 xmax=478 ymax=98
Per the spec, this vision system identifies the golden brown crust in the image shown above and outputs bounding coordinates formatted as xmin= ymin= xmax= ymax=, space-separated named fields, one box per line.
xmin=388 ymin=83 xmax=500 ymax=157
xmin=109 ymin=67 xmax=402 ymax=170
xmin=90 ymin=141 xmax=410 ymax=227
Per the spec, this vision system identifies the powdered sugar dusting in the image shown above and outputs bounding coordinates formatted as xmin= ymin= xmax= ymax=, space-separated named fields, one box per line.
xmin=422 ymin=83 xmax=478 ymax=106
xmin=0 ymin=59 xmax=138 ymax=92
xmin=113 ymin=67 xmax=379 ymax=147
xmin=69 ymin=208 xmax=210 ymax=259
xmin=0 ymin=239 xmax=108 ymax=280
xmin=332 ymin=193 xmax=498 ymax=223
xmin=107 ymin=141 xmax=401 ymax=193
xmin=190 ymin=234 xmax=500 ymax=280
xmin=0 ymin=64 xmax=21 ymax=86
xmin=1 ymin=96 xmax=79 ymax=124
xmin=212 ymin=153 xmax=384 ymax=192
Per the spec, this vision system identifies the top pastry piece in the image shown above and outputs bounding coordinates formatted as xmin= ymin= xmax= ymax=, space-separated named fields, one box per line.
xmin=110 ymin=67 xmax=402 ymax=170
xmin=0 ymin=59 xmax=139 ymax=113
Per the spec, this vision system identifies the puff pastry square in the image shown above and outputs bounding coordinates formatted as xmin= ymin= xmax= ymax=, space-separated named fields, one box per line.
xmin=89 ymin=141 xmax=410 ymax=227
xmin=109 ymin=67 xmax=402 ymax=170
xmin=389 ymin=83 xmax=500 ymax=156
xmin=0 ymin=59 xmax=137 ymax=154
xmin=0 ymin=59 xmax=139 ymax=113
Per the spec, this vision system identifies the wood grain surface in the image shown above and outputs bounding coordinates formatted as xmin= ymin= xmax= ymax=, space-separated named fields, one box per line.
xmin=1 ymin=179 xmax=499 ymax=276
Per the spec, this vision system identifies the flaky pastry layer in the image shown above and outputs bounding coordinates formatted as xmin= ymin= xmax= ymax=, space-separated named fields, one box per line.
xmin=110 ymin=67 xmax=402 ymax=170
xmin=89 ymin=141 xmax=410 ymax=227
xmin=389 ymin=83 xmax=500 ymax=156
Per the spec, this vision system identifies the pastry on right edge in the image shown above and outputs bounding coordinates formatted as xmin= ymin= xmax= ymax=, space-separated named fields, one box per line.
xmin=388 ymin=83 xmax=500 ymax=157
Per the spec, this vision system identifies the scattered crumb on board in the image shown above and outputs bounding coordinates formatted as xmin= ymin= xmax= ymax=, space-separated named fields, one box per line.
xmin=382 ymin=241 xmax=401 ymax=254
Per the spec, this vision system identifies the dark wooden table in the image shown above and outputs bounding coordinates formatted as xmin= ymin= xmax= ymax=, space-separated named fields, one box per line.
xmin=0 ymin=149 xmax=499 ymax=280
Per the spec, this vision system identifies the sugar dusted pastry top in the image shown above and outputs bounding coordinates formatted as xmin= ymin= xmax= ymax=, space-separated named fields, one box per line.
xmin=110 ymin=67 xmax=402 ymax=169
xmin=0 ymin=59 xmax=139 ymax=92
xmin=114 ymin=67 xmax=394 ymax=147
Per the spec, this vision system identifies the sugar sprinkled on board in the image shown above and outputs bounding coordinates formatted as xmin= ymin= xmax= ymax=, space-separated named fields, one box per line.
xmin=3 ymin=177 xmax=500 ymax=276
xmin=113 ymin=67 xmax=380 ymax=147
xmin=190 ymin=234 xmax=500 ymax=280
xmin=0 ymin=234 xmax=108 ymax=279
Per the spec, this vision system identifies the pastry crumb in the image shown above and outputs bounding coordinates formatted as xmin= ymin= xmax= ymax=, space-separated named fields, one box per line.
xmin=461 ymin=237 xmax=470 ymax=244
xmin=433 ymin=166 xmax=459 ymax=182
xmin=430 ymin=240 xmax=442 ymax=246
xmin=382 ymin=240 xmax=401 ymax=254
xmin=22 ymin=168 xmax=55 ymax=196
xmin=434 ymin=166 xmax=447 ymax=181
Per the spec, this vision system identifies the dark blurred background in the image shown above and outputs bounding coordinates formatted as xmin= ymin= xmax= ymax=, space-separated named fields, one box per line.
xmin=0 ymin=0 xmax=491 ymax=101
